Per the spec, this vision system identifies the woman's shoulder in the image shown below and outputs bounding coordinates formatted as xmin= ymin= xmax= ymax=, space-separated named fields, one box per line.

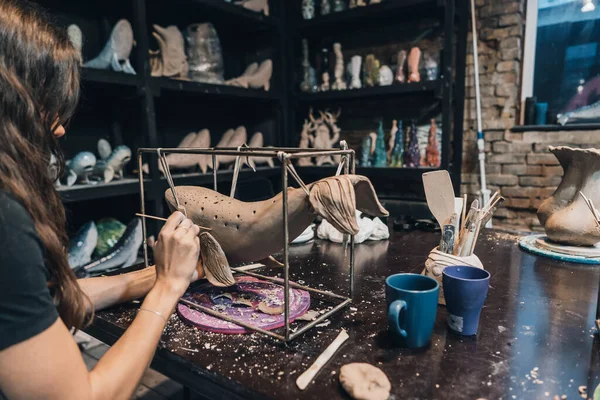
xmin=0 ymin=189 xmax=36 ymax=226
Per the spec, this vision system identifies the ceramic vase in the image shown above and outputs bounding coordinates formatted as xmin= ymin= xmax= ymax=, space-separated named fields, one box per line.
xmin=389 ymin=120 xmax=404 ymax=167
xmin=361 ymin=135 xmax=373 ymax=167
xmin=425 ymin=119 xmax=441 ymax=167
xmin=302 ymin=0 xmax=315 ymax=19
xmin=538 ymin=146 xmax=600 ymax=246
xmin=373 ymin=120 xmax=387 ymax=167
xmin=350 ymin=55 xmax=362 ymax=89
xmin=321 ymin=0 xmax=331 ymax=15
xmin=404 ymin=119 xmax=420 ymax=167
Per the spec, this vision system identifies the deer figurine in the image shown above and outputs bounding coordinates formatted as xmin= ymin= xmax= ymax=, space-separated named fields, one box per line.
xmin=313 ymin=109 xmax=341 ymax=166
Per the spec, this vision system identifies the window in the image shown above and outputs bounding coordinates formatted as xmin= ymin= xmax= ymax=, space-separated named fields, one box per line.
xmin=522 ymin=0 xmax=600 ymax=121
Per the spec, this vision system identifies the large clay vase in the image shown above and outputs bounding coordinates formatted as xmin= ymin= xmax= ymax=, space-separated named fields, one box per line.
xmin=537 ymin=146 xmax=600 ymax=246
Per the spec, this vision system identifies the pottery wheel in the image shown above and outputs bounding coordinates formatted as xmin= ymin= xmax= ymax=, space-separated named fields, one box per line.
xmin=519 ymin=234 xmax=600 ymax=265
xmin=177 ymin=276 xmax=311 ymax=334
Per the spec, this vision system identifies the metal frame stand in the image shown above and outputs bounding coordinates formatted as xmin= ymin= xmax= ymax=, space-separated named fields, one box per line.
xmin=136 ymin=145 xmax=356 ymax=342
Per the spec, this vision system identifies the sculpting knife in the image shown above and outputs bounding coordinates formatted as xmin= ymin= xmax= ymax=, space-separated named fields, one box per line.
xmin=135 ymin=213 xmax=212 ymax=231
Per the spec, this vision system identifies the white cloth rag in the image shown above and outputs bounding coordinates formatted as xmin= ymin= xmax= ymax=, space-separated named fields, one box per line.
xmin=317 ymin=210 xmax=390 ymax=244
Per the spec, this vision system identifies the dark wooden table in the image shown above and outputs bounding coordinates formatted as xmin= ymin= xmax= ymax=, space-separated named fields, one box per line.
xmin=85 ymin=229 xmax=600 ymax=400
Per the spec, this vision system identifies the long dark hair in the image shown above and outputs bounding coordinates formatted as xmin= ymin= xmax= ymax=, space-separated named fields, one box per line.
xmin=0 ymin=0 xmax=91 ymax=328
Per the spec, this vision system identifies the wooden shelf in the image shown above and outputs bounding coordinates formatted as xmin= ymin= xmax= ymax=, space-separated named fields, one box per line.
xmin=158 ymin=166 xmax=281 ymax=189
xmin=186 ymin=0 xmax=279 ymax=29
xmin=58 ymin=178 xmax=144 ymax=203
xmin=80 ymin=68 xmax=142 ymax=87
xmin=295 ymin=80 xmax=441 ymax=102
xmin=152 ymin=77 xmax=280 ymax=101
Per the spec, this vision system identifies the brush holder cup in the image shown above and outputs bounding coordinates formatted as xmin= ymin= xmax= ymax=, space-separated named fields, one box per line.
xmin=422 ymin=248 xmax=484 ymax=305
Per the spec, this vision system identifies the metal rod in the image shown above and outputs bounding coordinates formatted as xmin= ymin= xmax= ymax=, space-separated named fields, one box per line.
xmin=135 ymin=213 xmax=212 ymax=231
xmin=137 ymin=147 xmax=354 ymax=154
xmin=349 ymin=150 xmax=356 ymax=298
xmin=138 ymin=152 xmax=148 ymax=267
xmin=136 ymin=148 xmax=353 ymax=158
xmin=229 ymin=268 xmax=349 ymax=300
xmin=212 ymin=154 xmax=217 ymax=191
xmin=282 ymin=156 xmax=290 ymax=341
xmin=178 ymin=299 xmax=285 ymax=341
xmin=290 ymin=299 xmax=353 ymax=340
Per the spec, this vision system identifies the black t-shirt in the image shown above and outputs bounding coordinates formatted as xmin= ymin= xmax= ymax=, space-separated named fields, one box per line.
xmin=0 ymin=190 xmax=59 ymax=351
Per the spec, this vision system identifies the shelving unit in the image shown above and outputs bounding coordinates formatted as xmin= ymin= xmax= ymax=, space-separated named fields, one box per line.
xmin=286 ymin=0 xmax=468 ymax=205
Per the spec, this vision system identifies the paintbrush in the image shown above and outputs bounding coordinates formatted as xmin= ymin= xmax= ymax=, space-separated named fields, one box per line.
xmin=135 ymin=213 xmax=212 ymax=231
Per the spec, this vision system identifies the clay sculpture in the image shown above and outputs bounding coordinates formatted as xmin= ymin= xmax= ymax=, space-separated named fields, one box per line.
xmin=407 ymin=47 xmax=421 ymax=83
xmin=225 ymin=62 xmax=259 ymax=88
xmin=425 ymin=119 xmax=440 ymax=167
xmin=67 ymin=24 xmax=83 ymax=57
xmin=97 ymin=139 xmax=112 ymax=160
xmin=241 ymin=59 xmax=272 ymax=91
xmin=245 ymin=132 xmax=275 ymax=169
xmin=208 ymin=126 xmax=247 ymax=170
xmin=67 ymin=221 xmax=98 ymax=269
xmin=339 ymin=363 xmax=391 ymax=400
xmin=93 ymin=145 xmax=132 ymax=182
xmin=332 ymin=43 xmax=347 ymax=90
xmin=320 ymin=0 xmax=331 ymax=15
xmin=313 ymin=110 xmax=341 ymax=166
xmin=165 ymin=175 xmax=389 ymax=286
xmin=68 ymin=151 xmax=97 ymax=184
xmin=298 ymin=118 xmax=316 ymax=166
xmin=235 ymin=0 xmax=269 ymax=15
xmin=350 ymin=55 xmax=362 ymax=89
xmin=149 ymin=25 xmax=188 ymax=79
xmin=404 ymin=119 xmax=420 ymax=167
xmin=395 ymin=50 xmax=407 ymax=83
xmin=538 ymin=146 xmax=600 ymax=246
xmin=85 ymin=19 xmax=136 ymax=74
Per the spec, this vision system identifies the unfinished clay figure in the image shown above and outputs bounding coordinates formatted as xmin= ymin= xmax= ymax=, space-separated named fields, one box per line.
xmin=313 ymin=110 xmax=341 ymax=166
xmin=395 ymin=50 xmax=407 ymax=83
xmin=332 ymin=43 xmax=347 ymax=90
xmin=165 ymin=175 xmax=389 ymax=285
xmin=425 ymin=119 xmax=440 ymax=167
xmin=149 ymin=25 xmax=188 ymax=78
xmin=298 ymin=118 xmax=316 ymax=166
xmin=225 ymin=62 xmax=258 ymax=88
xmin=208 ymin=126 xmax=248 ymax=170
xmin=350 ymin=55 xmax=362 ymax=89
xmin=85 ymin=19 xmax=136 ymax=74
xmin=339 ymin=363 xmax=391 ymax=400
xmin=245 ymin=132 xmax=275 ymax=169
xmin=408 ymin=47 xmax=421 ymax=83
xmin=364 ymin=54 xmax=379 ymax=87
xmin=235 ymin=0 xmax=269 ymax=15
xmin=538 ymin=146 xmax=600 ymax=246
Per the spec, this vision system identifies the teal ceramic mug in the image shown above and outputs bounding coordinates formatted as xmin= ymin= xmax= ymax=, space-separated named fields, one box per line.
xmin=386 ymin=273 xmax=439 ymax=348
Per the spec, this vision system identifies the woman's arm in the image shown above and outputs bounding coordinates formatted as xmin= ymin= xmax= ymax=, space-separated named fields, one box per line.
xmin=0 ymin=212 xmax=201 ymax=400
xmin=78 ymin=266 xmax=157 ymax=312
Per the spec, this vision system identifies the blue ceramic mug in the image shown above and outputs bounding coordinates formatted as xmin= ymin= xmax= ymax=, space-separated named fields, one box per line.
xmin=442 ymin=266 xmax=490 ymax=336
xmin=386 ymin=273 xmax=439 ymax=348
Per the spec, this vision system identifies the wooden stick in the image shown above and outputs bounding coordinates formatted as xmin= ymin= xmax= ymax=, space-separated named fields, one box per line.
xmin=135 ymin=213 xmax=212 ymax=231
xmin=461 ymin=194 xmax=468 ymax=229
xmin=296 ymin=329 xmax=349 ymax=390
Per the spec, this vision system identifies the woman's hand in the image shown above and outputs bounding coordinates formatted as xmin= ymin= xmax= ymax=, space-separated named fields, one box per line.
xmin=152 ymin=211 xmax=200 ymax=296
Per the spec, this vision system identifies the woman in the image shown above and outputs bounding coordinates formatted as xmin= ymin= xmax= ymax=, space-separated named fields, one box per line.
xmin=0 ymin=1 xmax=205 ymax=399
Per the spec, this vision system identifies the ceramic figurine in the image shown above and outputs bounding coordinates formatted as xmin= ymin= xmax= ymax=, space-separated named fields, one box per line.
xmin=425 ymin=119 xmax=441 ymax=167
xmin=350 ymin=55 xmax=362 ymax=89
xmin=149 ymin=24 xmax=188 ymax=79
xmin=245 ymin=132 xmax=275 ymax=169
xmin=68 ymin=151 xmax=97 ymax=184
xmin=424 ymin=54 xmax=438 ymax=81
xmin=298 ymin=118 xmax=316 ymax=166
xmin=349 ymin=0 xmax=357 ymax=7
xmin=67 ymin=24 xmax=83 ymax=58
xmin=321 ymin=0 xmax=331 ymax=15
xmin=94 ymin=218 xmax=127 ymax=258
xmin=84 ymin=20 xmax=136 ymax=74
xmin=395 ymin=50 xmax=407 ymax=83
xmin=186 ymin=23 xmax=224 ymax=84
xmin=407 ymin=47 xmax=421 ymax=83
xmin=302 ymin=0 xmax=316 ymax=19
xmin=405 ymin=119 xmax=420 ymax=167
xmin=300 ymin=39 xmax=312 ymax=92
xmin=370 ymin=0 xmax=382 ymax=3
xmin=208 ymin=126 xmax=248 ymax=170
xmin=309 ymin=66 xmax=318 ymax=92
xmin=165 ymin=174 xmax=389 ymax=286
xmin=332 ymin=43 xmax=347 ymax=90
xmin=313 ymin=110 xmax=341 ymax=165
xmin=97 ymin=139 xmax=112 ymax=160
xmin=333 ymin=0 xmax=346 ymax=12
xmin=389 ymin=120 xmax=404 ymax=167
xmin=372 ymin=120 xmax=387 ymax=167
xmin=364 ymin=54 xmax=379 ymax=87
xmin=319 ymin=48 xmax=330 ymax=91
xmin=105 ymin=145 xmax=132 ymax=179
xmin=235 ymin=0 xmax=269 ymax=15
xmin=356 ymin=0 xmax=367 ymax=5
xmin=48 ymin=154 xmax=60 ymax=187
xmin=538 ymin=147 xmax=600 ymax=246
xmin=59 ymin=166 xmax=77 ymax=187
xmin=67 ymin=222 xmax=98 ymax=269
xmin=387 ymin=119 xmax=398 ymax=162
xmin=227 ymin=59 xmax=272 ymax=91
xmin=361 ymin=135 xmax=373 ymax=167
xmin=378 ymin=65 xmax=393 ymax=86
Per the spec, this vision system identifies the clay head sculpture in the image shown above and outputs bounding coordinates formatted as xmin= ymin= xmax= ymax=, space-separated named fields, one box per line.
xmin=165 ymin=174 xmax=389 ymax=286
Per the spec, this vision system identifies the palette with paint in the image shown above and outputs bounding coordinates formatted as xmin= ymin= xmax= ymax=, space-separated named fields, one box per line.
xmin=177 ymin=276 xmax=311 ymax=334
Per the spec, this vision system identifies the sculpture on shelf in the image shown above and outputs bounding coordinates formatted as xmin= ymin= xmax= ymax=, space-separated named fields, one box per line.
xmin=364 ymin=54 xmax=379 ymax=88
xmin=300 ymin=39 xmax=312 ymax=92
xmin=245 ymin=132 xmax=275 ymax=169
xmin=372 ymin=120 xmax=387 ymax=167
xmin=313 ymin=110 xmax=341 ymax=166
xmin=407 ymin=47 xmax=421 ymax=83
xmin=354 ymin=0 xmax=367 ymax=6
xmin=424 ymin=54 xmax=439 ymax=81
xmin=302 ymin=0 xmax=316 ymax=19
xmin=370 ymin=0 xmax=382 ymax=3
xmin=298 ymin=118 xmax=316 ymax=166
xmin=68 ymin=152 xmax=97 ymax=184
xmin=321 ymin=0 xmax=331 ymax=15
xmin=333 ymin=0 xmax=346 ymax=12
xmin=226 ymin=59 xmax=272 ymax=91
xmin=150 ymin=24 xmax=188 ymax=79
xmin=84 ymin=19 xmax=136 ymax=74
xmin=186 ymin=23 xmax=224 ymax=84
xmin=404 ymin=119 xmax=420 ymax=167
xmin=153 ymin=131 xmax=209 ymax=174
xmin=349 ymin=0 xmax=357 ymax=7
xmin=395 ymin=50 xmax=407 ymax=83
xmin=425 ymin=119 xmax=441 ymax=167
xmin=319 ymin=48 xmax=331 ymax=92
xmin=387 ymin=119 xmax=398 ymax=162
xmin=165 ymin=175 xmax=389 ymax=285
xmin=67 ymin=24 xmax=83 ymax=58
xmin=350 ymin=55 xmax=362 ymax=89
xmin=389 ymin=120 xmax=404 ymax=167
xmin=538 ymin=147 xmax=600 ymax=246
xmin=208 ymin=126 xmax=248 ymax=171
xmin=67 ymin=221 xmax=98 ymax=269
xmin=378 ymin=65 xmax=393 ymax=86
xmin=360 ymin=132 xmax=377 ymax=167
xmin=332 ymin=43 xmax=347 ymax=90
xmin=93 ymin=145 xmax=132 ymax=183
xmin=235 ymin=0 xmax=269 ymax=15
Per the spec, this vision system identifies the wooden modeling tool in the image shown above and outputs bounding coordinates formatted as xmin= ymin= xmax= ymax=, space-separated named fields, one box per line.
xmin=296 ymin=329 xmax=349 ymax=390
xmin=461 ymin=194 xmax=467 ymax=229
xmin=422 ymin=170 xmax=455 ymax=229
xmin=579 ymin=192 xmax=600 ymax=228
xmin=456 ymin=199 xmax=479 ymax=256
xmin=454 ymin=198 xmax=464 ymax=235
xmin=135 ymin=213 xmax=212 ymax=231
